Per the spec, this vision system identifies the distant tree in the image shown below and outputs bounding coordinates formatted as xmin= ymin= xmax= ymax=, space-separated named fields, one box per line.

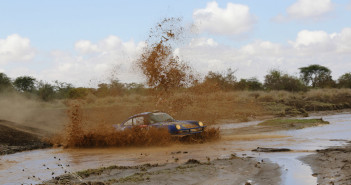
xmin=264 ymin=69 xmax=306 ymax=92
xmin=95 ymin=83 xmax=109 ymax=97
xmin=338 ymin=72 xmax=351 ymax=88
xmin=0 ymin=73 xmax=13 ymax=91
xmin=299 ymin=64 xmax=335 ymax=88
xmin=236 ymin=78 xmax=263 ymax=91
xmin=37 ymin=81 xmax=55 ymax=101
xmin=68 ymin=87 xmax=89 ymax=99
xmin=125 ymin=83 xmax=146 ymax=94
xmin=53 ymin=80 xmax=73 ymax=99
xmin=14 ymin=76 xmax=36 ymax=92
xmin=264 ymin=70 xmax=284 ymax=90
xmin=109 ymin=79 xmax=126 ymax=96
xmin=204 ymin=68 xmax=237 ymax=91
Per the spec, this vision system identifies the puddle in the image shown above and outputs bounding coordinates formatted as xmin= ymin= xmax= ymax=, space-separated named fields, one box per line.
xmin=1 ymin=111 xmax=351 ymax=184
xmin=263 ymin=152 xmax=317 ymax=185
xmin=217 ymin=120 xmax=262 ymax=130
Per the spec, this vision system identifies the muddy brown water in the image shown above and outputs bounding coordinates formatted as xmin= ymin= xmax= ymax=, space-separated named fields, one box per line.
xmin=1 ymin=112 xmax=351 ymax=185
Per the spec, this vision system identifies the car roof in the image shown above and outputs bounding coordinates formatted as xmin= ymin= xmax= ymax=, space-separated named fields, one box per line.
xmin=130 ymin=111 xmax=164 ymax=118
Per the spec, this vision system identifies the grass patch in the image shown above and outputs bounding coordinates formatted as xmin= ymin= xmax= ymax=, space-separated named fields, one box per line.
xmin=259 ymin=118 xmax=329 ymax=129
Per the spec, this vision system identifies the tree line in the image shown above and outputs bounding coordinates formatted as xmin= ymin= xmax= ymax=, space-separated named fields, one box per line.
xmin=202 ymin=64 xmax=351 ymax=92
xmin=0 ymin=73 xmax=145 ymax=101
xmin=0 ymin=64 xmax=351 ymax=101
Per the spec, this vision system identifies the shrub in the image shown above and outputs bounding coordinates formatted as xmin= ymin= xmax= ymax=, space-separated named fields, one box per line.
xmin=338 ymin=72 xmax=351 ymax=88
xmin=264 ymin=69 xmax=307 ymax=92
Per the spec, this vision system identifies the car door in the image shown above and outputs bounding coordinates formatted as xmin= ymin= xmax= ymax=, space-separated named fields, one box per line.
xmin=133 ymin=116 xmax=147 ymax=128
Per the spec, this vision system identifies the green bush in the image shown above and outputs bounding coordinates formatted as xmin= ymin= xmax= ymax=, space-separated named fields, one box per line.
xmin=264 ymin=70 xmax=307 ymax=92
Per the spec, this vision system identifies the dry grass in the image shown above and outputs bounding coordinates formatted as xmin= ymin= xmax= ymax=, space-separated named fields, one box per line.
xmin=7 ymin=88 xmax=350 ymax=145
xmin=75 ymin=88 xmax=351 ymax=127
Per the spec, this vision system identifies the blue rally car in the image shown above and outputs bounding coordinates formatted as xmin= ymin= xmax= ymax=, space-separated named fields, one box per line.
xmin=113 ymin=111 xmax=206 ymax=136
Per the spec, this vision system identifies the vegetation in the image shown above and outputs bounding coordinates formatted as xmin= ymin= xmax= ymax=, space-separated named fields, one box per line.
xmin=264 ymin=69 xmax=306 ymax=92
xmin=299 ymin=64 xmax=335 ymax=88
xmin=338 ymin=72 xmax=351 ymax=88
xmin=259 ymin=118 xmax=329 ymax=129
xmin=0 ymin=73 xmax=13 ymax=92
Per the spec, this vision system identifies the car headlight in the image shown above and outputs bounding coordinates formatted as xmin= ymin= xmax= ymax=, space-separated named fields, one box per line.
xmin=176 ymin=124 xmax=181 ymax=130
xmin=198 ymin=121 xmax=203 ymax=127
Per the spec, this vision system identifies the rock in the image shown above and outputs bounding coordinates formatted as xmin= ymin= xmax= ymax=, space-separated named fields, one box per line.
xmin=252 ymin=147 xmax=291 ymax=152
xmin=185 ymin=159 xmax=201 ymax=164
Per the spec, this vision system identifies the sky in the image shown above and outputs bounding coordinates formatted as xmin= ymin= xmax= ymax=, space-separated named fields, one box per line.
xmin=1 ymin=0 xmax=351 ymax=87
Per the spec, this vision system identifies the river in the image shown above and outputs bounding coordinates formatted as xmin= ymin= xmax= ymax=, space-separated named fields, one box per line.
xmin=1 ymin=111 xmax=351 ymax=184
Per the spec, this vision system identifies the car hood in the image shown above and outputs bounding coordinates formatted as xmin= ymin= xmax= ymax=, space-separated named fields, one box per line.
xmin=152 ymin=120 xmax=199 ymax=127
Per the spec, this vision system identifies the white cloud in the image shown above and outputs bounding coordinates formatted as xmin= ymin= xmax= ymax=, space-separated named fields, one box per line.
xmin=75 ymin=40 xmax=99 ymax=54
xmin=4 ymin=36 xmax=145 ymax=87
xmin=178 ymin=28 xmax=351 ymax=81
xmin=0 ymin=34 xmax=35 ymax=64
xmin=289 ymin=29 xmax=351 ymax=54
xmin=4 ymin=29 xmax=351 ymax=87
xmin=332 ymin=28 xmax=351 ymax=53
xmin=43 ymin=36 xmax=146 ymax=86
xmin=287 ymin=0 xmax=333 ymax=19
xmin=189 ymin=38 xmax=218 ymax=48
xmin=273 ymin=0 xmax=334 ymax=22
xmin=75 ymin=35 xmax=145 ymax=55
xmin=193 ymin=1 xmax=256 ymax=36
xmin=289 ymin=30 xmax=334 ymax=53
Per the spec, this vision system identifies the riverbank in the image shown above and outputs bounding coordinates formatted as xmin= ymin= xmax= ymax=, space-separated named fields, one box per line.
xmin=301 ymin=141 xmax=351 ymax=185
xmin=0 ymin=120 xmax=51 ymax=155
xmin=46 ymin=155 xmax=281 ymax=185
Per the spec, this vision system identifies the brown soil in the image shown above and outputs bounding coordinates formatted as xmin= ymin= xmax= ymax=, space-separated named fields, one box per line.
xmin=301 ymin=142 xmax=351 ymax=185
xmin=0 ymin=120 xmax=51 ymax=155
xmin=46 ymin=156 xmax=281 ymax=185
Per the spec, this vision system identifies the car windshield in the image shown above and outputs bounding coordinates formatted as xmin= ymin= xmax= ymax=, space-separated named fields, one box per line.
xmin=149 ymin=112 xmax=174 ymax=123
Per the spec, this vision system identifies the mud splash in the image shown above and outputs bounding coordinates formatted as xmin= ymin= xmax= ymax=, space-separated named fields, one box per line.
xmin=51 ymin=102 xmax=220 ymax=148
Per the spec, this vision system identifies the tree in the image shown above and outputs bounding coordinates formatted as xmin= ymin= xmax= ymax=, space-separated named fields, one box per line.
xmin=109 ymin=79 xmax=126 ymax=96
xmin=0 ymin=73 xmax=13 ymax=91
xmin=53 ymin=80 xmax=73 ymax=99
xmin=68 ymin=87 xmax=89 ymax=99
xmin=204 ymin=68 xmax=237 ymax=91
xmin=125 ymin=83 xmax=146 ymax=94
xmin=264 ymin=70 xmax=284 ymax=90
xmin=236 ymin=78 xmax=263 ymax=91
xmin=37 ymin=81 xmax=55 ymax=101
xmin=338 ymin=72 xmax=351 ymax=88
xmin=299 ymin=64 xmax=335 ymax=88
xmin=14 ymin=76 xmax=36 ymax=92
xmin=264 ymin=69 xmax=306 ymax=92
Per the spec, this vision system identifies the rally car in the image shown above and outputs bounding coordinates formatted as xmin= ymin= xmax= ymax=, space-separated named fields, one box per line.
xmin=113 ymin=111 xmax=206 ymax=136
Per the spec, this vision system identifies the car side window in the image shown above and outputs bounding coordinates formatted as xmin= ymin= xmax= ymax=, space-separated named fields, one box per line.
xmin=124 ymin=118 xmax=133 ymax=126
xmin=133 ymin=116 xmax=144 ymax=126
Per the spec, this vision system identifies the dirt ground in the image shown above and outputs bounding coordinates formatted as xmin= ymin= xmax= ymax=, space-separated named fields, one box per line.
xmin=0 ymin=120 xmax=51 ymax=155
xmin=46 ymin=156 xmax=281 ymax=185
xmin=301 ymin=141 xmax=351 ymax=185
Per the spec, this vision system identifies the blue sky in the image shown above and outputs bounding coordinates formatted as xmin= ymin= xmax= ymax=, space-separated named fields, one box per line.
xmin=1 ymin=0 xmax=351 ymax=86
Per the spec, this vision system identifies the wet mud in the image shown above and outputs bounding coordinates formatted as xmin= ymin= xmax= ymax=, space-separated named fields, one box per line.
xmin=46 ymin=156 xmax=281 ymax=185
xmin=301 ymin=142 xmax=351 ymax=185
xmin=1 ymin=111 xmax=351 ymax=184
xmin=0 ymin=120 xmax=51 ymax=155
